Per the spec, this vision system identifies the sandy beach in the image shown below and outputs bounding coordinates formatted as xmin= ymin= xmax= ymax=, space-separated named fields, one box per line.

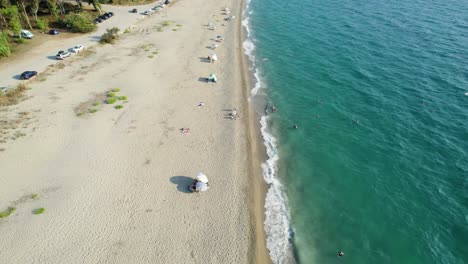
xmin=0 ymin=0 xmax=270 ymax=263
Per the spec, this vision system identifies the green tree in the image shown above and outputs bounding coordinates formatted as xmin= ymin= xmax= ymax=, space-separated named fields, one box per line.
xmin=64 ymin=13 xmax=95 ymax=33
xmin=0 ymin=6 xmax=22 ymax=35
xmin=0 ymin=32 xmax=11 ymax=57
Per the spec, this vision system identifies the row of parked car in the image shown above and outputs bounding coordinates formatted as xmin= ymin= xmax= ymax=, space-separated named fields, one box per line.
xmin=19 ymin=45 xmax=85 ymax=80
xmin=94 ymin=12 xmax=115 ymax=24
xmin=136 ymin=2 xmax=167 ymax=16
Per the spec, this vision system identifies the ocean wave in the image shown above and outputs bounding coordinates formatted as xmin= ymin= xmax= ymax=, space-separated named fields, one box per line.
xmin=243 ymin=4 xmax=293 ymax=263
xmin=260 ymin=116 xmax=293 ymax=264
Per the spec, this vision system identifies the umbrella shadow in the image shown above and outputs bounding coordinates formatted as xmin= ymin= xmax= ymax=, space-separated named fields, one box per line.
xmin=198 ymin=77 xmax=209 ymax=83
xmin=170 ymin=176 xmax=193 ymax=193
xmin=199 ymin=56 xmax=210 ymax=63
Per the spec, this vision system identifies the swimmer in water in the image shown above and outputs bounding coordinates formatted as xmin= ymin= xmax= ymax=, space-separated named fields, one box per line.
xmin=293 ymin=124 xmax=298 ymax=129
xmin=338 ymin=251 xmax=344 ymax=257
xmin=271 ymin=106 xmax=277 ymax=113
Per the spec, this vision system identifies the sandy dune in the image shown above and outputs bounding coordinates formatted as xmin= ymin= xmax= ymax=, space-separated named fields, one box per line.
xmin=0 ymin=0 xmax=269 ymax=263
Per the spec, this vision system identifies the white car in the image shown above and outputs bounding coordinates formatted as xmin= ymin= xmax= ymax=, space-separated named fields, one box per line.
xmin=56 ymin=50 xmax=71 ymax=60
xmin=72 ymin=45 xmax=84 ymax=53
xmin=143 ymin=10 xmax=151 ymax=15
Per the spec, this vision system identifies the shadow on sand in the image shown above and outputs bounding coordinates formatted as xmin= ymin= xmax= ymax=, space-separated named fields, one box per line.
xmin=170 ymin=176 xmax=193 ymax=193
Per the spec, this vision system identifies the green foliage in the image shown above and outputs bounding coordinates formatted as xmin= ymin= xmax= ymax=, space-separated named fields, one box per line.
xmin=106 ymin=97 xmax=117 ymax=104
xmin=148 ymin=55 xmax=154 ymax=58
xmin=162 ymin=21 xmax=170 ymax=26
xmin=100 ymin=27 xmax=120 ymax=44
xmin=36 ymin=18 xmax=49 ymax=31
xmin=0 ymin=33 xmax=11 ymax=57
xmin=124 ymin=28 xmax=130 ymax=33
xmin=31 ymin=194 xmax=39 ymax=199
xmin=63 ymin=13 xmax=95 ymax=33
xmin=33 ymin=208 xmax=45 ymax=214
xmin=47 ymin=0 xmax=58 ymax=18
xmin=152 ymin=51 xmax=158 ymax=54
xmin=112 ymin=88 xmax=120 ymax=92
xmin=118 ymin=96 xmax=127 ymax=100
xmin=88 ymin=108 xmax=98 ymax=113
xmin=93 ymin=101 xmax=101 ymax=106
xmin=0 ymin=207 xmax=16 ymax=218
xmin=107 ymin=92 xmax=115 ymax=97
xmin=114 ymin=105 xmax=123 ymax=109
xmin=15 ymin=37 xmax=24 ymax=44
xmin=0 ymin=6 xmax=21 ymax=35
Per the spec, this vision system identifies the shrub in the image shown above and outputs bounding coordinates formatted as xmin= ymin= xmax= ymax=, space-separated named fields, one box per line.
xmin=62 ymin=13 xmax=95 ymax=33
xmin=107 ymin=92 xmax=116 ymax=97
xmin=115 ymin=105 xmax=123 ymax=109
xmin=93 ymin=101 xmax=101 ymax=106
xmin=31 ymin=194 xmax=38 ymax=199
xmin=0 ymin=207 xmax=16 ymax=218
xmin=0 ymin=33 xmax=11 ymax=57
xmin=124 ymin=28 xmax=131 ymax=33
xmin=89 ymin=108 xmax=98 ymax=113
xmin=36 ymin=18 xmax=49 ymax=31
xmin=100 ymin=27 xmax=120 ymax=44
xmin=148 ymin=55 xmax=154 ymax=58
xmin=33 ymin=208 xmax=45 ymax=214
xmin=152 ymin=51 xmax=158 ymax=54
xmin=172 ymin=29 xmax=177 ymax=31
xmin=0 ymin=83 xmax=28 ymax=106
xmin=112 ymin=88 xmax=120 ymax=92
xmin=106 ymin=97 xmax=117 ymax=104
xmin=119 ymin=96 xmax=127 ymax=100
xmin=15 ymin=37 xmax=25 ymax=44
xmin=162 ymin=21 xmax=170 ymax=26
xmin=176 ymin=24 xmax=182 ymax=27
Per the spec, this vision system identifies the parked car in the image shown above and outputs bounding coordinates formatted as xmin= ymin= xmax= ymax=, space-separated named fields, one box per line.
xmin=94 ymin=18 xmax=103 ymax=24
xmin=49 ymin=29 xmax=59 ymax=35
xmin=131 ymin=8 xmax=138 ymax=13
xmin=56 ymin=50 xmax=71 ymax=60
xmin=106 ymin=12 xmax=114 ymax=17
xmin=20 ymin=71 xmax=37 ymax=80
xmin=142 ymin=10 xmax=151 ymax=15
xmin=14 ymin=30 xmax=34 ymax=39
xmin=72 ymin=45 xmax=84 ymax=53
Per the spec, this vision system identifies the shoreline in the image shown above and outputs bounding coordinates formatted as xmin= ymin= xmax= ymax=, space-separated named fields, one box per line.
xmin=236 ymin=0 xmax=272 ymax=261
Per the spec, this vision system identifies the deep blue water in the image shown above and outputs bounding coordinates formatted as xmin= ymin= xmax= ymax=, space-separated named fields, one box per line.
xmin=244 ymin=0 xmax=468 ymax=263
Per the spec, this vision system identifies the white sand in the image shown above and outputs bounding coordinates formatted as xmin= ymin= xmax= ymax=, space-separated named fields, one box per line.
xmin=0 ymin=0 xmax=270 ymax=263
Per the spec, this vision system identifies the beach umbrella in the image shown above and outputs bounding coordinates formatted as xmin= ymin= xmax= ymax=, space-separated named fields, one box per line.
xmin=196 ymin=172 xmax=209 ymax=183
xmin=211 ymin=54 xmax=218 ymax=61
xmin=209 ymin=73 xmax=218 ymax=82
xmin=196 ymin=181 xmax=209 ymax=192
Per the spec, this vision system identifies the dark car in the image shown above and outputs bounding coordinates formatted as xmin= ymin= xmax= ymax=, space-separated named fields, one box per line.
xmin=20 ymin=71 xmax=37 ymax=80
xmin=94 ymin=18 xmax=103 ymax=24
xmin=106 ymin=12 xmax=114 ymax=17
xmin=131 ymin=8 xmax=137 ymax=13
xmin=49 ymin=29 xmax=59 ymax=35
xmin=100 ymin=14 xmax=110 ymax=20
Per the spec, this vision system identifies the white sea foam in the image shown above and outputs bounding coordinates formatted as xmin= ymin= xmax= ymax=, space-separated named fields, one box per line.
xmin=260 ymin=116 xmax=293 ymax=264
xmin=243 ymin=3 xmax=293 ymax=263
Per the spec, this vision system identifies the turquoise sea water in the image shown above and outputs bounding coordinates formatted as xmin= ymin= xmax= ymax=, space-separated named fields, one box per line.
xmin=243 ymin=0 xmax=468 ymax=263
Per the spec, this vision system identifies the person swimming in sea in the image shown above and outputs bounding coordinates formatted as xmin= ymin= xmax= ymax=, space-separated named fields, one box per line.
xmin=293 ymin=124 xmax=298 ymax=129
xmin=338 ymin=251 xmax=344 ymax=257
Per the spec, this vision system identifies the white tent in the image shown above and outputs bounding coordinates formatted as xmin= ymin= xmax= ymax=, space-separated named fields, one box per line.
xmin=210 ymin=53 xmax=218 ymax=61
xmin=196 ymin=172 xmax=209 ymax=183
xmin=195 ymin=181 xmax=209 ymax=192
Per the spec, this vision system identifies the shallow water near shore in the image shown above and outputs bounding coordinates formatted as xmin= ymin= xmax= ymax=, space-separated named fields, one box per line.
xmin=244 ymin=0 xmax=468 ymax=263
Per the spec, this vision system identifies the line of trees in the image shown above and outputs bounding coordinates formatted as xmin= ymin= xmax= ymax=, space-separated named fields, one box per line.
xmin=0 ymin=0 xmax=102 ymax=57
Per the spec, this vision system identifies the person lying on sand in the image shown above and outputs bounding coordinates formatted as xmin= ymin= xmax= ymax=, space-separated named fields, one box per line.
xmin=180 ymin=128 xmax=190 ymax=134
xmin=198 ymin=102 xmax=205 ymax=106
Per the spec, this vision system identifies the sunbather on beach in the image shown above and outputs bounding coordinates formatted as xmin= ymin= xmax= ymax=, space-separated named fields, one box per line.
xmin=180 ymin=128 xmax=190 ymax=134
